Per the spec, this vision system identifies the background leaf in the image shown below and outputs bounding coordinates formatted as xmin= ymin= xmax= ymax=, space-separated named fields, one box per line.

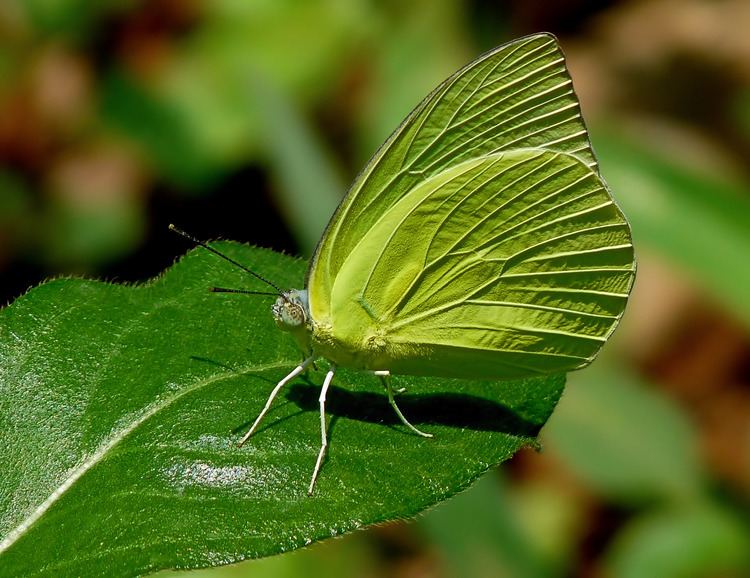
xmin=250 ymin=76 xmax=344 ymax=254
xmin=543 ymin=365 xmax=703 ymax=502
xmin=0 ymin=244 xmax=564 ymax=576
xmin=604 ymin=503 xmax=750 ymax=578
xmin=594 ymin=131 xmax=750 ymax=328
xmin=420 ymin=473 xmax=551 ymax=578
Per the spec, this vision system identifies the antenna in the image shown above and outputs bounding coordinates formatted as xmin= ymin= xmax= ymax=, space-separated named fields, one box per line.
xmin=211 ymin=287 xmax=279 ymax=297
xmin=169 ymin=224 xmax=283 ymax=296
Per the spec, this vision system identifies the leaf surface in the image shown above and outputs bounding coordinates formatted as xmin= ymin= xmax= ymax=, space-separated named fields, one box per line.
xmin=0 ymin=244 xmax=564 ymax=577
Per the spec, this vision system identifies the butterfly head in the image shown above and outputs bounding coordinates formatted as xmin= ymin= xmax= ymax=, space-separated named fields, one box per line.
xmin=272 ymin=289 xmax=309 ymax=331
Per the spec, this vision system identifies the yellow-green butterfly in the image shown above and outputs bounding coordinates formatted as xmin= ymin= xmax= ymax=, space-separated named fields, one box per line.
xmin=173 ymin=32 xmax=635 ymax=495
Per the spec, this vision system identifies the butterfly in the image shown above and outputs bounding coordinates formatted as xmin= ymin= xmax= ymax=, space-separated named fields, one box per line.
xmin=172 ymin=32 xmax=635 ymax=495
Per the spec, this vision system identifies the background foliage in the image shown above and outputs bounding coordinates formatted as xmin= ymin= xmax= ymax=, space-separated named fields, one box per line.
xmin=1 ymin=1 xmax=749 ymax=577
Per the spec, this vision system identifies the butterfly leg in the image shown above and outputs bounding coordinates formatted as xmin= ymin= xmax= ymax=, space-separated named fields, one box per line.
xmin=308 ymin=365 xmax=336 ymax=495
xmin=303 ymin=353 xmax=317 ymax=371
xmin=371 ymin=370 xmax=405 ymax=393
xmin=375 ymin=370 xmax=433 ymax=438
xmin=239 ymin=355 xmax=315 ymax=446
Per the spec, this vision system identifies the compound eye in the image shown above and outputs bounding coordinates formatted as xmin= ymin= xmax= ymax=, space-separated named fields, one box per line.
xmin=272 ymin=294 xmax=306 ymax=330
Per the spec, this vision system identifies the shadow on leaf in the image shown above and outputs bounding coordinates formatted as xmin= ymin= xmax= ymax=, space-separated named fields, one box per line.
xmin=285 ymin=383 xmax=541 ymax=437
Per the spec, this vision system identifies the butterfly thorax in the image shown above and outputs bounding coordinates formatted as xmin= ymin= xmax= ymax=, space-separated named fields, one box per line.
xmin=309 ymin=313 xmax=406 ymax=372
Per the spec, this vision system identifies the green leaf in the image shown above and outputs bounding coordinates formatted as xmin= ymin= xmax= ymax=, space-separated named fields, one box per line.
xmin=0 ymin=243 xmax=564 ymax=576
xmin=605 ymin=504 xmax=750 ymax=578
xmin=543 ymin=365 xmax=703 ymax=502
xmin=162 ymin=531 xmax=379 ymax=578
xmin=101 ymin=71 xmax=220 ymax=191
xmin=419 ymin=473 xmax=554 ymax=578
xmin=250 ymin=76 xmax=344 ymax=255
xmin=593 ymin=130 xmax=750 ymax=328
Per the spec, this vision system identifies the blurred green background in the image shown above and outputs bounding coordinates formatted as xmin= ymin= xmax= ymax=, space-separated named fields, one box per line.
xmin=1 ymin=1 xmax=749 ymax=577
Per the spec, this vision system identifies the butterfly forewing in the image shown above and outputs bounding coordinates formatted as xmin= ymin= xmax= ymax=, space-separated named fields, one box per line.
xmin=308 ymin=33 xmax=599 ymax=316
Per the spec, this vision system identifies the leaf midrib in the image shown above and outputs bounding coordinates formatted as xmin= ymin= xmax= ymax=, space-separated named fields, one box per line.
xmin=0 ymin=360 xmax=292 ymax=557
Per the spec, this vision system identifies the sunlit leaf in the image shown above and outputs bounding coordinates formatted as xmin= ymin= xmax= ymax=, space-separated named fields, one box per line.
xmin=0 ymin=244 xmax=563 ymax=576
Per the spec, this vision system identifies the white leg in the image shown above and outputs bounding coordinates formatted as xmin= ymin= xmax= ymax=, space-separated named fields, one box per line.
xmin=377 ymin=370 xmax=432 ymax=438
xmin=239 ymin=356 xmax=315 ymax=446
xmin=308 ymin=365 xmax=336 ymax=495
xmin=373 ymin=369 xmax=405 ymax=393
